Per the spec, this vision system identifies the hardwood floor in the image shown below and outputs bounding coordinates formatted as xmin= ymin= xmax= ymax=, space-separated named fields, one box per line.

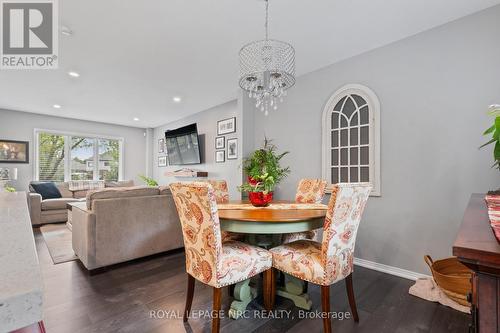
xmin=34 ymin=230 xmax=470 ymax=333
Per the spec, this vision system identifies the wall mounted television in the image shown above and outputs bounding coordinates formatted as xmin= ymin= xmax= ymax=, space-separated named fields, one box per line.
xmin=165 ymin=123 xmax=201 ymax=165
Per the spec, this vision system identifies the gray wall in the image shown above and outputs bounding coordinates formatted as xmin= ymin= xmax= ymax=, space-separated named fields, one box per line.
xmin=153 ymin=100 xmax=243 ymax=198
xmin=0 ymin=109 xmax=148 ymax=191
xmin=250 ymin=6 xmax=500 ymax=274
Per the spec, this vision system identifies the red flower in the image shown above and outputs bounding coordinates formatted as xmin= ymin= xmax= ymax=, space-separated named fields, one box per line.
xmin=248 ymin=176 xmax=258 ymax=186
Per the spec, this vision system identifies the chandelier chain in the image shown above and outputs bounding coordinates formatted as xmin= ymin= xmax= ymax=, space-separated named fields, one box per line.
xmin=265 ymin=0 xmax=269 ymax=40
xmin=238 ymin=0 xmax=295 ymax=115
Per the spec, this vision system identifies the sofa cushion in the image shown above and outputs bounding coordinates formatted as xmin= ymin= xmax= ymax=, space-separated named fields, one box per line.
xmin=41 ymin=198 xmax=81 ymax=210
xmin=86 ymin=186 xmax=160 ymax=210
xmin=30 ymin=182 xmax=62 ymax=200
xmin=56 ymin=182 xmax=73 ymax=198
xmin=105 ymin=180 xmax=135 ymax=188
xmin=72 ymin=190 xmax=88 ymax=199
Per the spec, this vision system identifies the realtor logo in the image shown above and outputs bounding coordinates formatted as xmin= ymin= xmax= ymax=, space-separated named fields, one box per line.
xmin=1 ymin=0 xmax=58 ymax=69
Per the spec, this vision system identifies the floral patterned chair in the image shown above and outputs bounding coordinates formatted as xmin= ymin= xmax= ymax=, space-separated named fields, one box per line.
xmin=169 ymin=182 xmax=273 ymax=332
xmin=269 ymin=183 xmax=372 ymax=333
xmin=282 ymin=178 xmax=327 ymax=243
xmin=204 ymin=179 xmax=244 ymax=243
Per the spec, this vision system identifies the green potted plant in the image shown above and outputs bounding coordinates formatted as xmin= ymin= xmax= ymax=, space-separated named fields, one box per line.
xmin=239 ymin=138 xmax=290 ymax=206
xmin=139 ymin=175 xmax=159 ymax=187
xmin=481 ymin=104 xmax=500 ymax=194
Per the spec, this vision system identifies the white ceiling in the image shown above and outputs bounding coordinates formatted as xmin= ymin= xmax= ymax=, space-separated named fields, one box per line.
xmin=1 ymin=0 xmax=499 ymax=128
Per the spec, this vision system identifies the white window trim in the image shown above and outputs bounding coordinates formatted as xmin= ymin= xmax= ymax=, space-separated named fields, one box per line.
xmin=33 ymin=128 xmax=125 ymax=182
xmin=321 ymin=84 xmax=381 ymax=196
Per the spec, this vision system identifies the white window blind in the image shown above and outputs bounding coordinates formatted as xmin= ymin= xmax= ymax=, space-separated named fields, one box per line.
xmin=37 ymin=133 xmax=65 ymax=182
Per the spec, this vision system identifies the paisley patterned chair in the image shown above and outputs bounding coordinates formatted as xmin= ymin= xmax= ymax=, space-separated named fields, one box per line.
xmin=269 ymin=183 xmax=371 ymax=333
xmin=282 ymin=178 xmax=327 ymax=243
xmin=169 ymin=182 xmax=273 ymax=332
xmin=203 ymin=179 xmax=244 ymax=243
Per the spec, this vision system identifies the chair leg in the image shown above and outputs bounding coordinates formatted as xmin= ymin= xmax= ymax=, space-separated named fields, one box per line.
xmin=321 ymin=285 xmax=332 ymax=333
xmin=212 ymin=287 xmax=222 ymax=333
xmin=184 ymin=274 xmax=195 ymax=323
xmin=279 ymin=271 xmax=285 ymax=286
xmin=263 ymin=268 xmax=275 ymax=310
xmin=345 ymin=273 xmax=359 ymax=322
xmin=271 ymin=268 xmax=276 ymax=308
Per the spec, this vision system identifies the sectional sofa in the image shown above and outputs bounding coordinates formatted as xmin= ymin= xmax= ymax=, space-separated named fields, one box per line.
xmin=27 ymin=180 xmax=134 ymax=226
xmin=71 ymin=185 xmax=183 ymax=270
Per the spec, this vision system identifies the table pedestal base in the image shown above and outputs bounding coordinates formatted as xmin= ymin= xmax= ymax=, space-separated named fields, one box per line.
xmin=277 ymin=275 xmax=313 ymax=310
xmin=228 ymin=278 xmax=257 ymax=319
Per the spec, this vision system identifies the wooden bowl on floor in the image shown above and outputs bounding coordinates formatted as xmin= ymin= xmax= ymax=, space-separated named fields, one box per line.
xmin=424 ymin=255 xmax=472 ymax=307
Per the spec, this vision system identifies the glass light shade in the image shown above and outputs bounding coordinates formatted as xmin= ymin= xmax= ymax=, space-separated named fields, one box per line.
xmin=239 ymin=39 xmax=295 ymax=115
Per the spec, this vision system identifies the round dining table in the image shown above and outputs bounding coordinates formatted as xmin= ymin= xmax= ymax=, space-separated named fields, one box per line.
xmin=218 ymin=200 xmax=327 ymax=319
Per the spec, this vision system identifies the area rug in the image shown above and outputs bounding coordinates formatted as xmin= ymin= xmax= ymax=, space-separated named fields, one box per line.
xmin=40 ymin=224 xmax=78 ymax=264
xmin=409 ymin=277 xmax=470 ymax=313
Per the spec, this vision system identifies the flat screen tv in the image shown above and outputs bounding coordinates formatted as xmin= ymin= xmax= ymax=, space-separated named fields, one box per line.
xmin=165 ymin=123 xmax=201 ymax=165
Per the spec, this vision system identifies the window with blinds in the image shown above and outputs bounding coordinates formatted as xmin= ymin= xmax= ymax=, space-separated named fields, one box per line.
xmin=38 ymin=133 xmax=65 ymax=182
xmin=322 ymin=84 xmax=381 ymax=196
xmin=35 ymin=130 xmax=123 ymax=182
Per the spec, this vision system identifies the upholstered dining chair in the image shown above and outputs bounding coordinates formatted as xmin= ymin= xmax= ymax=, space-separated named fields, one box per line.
xmin=268 ymin=183 xmax=372 ymax=333
xmin=203 ymin=179 xmax=244 ymax=243
xmin=282 ymin=178 xmax=328 ymax=243
xmin=169 ymin=182 xmax=273 ymax=333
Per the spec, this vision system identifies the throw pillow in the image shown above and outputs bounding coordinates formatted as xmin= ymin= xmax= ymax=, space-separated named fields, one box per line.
xmin=30 ymin=182 xmax=62 ymax=200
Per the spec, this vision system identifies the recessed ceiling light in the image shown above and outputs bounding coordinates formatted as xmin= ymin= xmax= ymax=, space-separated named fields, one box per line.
xmin=53 ymin=104 xmax=62 ymax=109
xmin=133 ymin=117 xmax=139 ymax=121
xmin=172 ymin=96 xmax=182 ymax=103
xmin=68 ymin=71 xmax=80 ymax=78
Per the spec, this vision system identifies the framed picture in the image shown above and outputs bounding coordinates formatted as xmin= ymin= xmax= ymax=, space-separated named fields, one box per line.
xmin=158 ymin=156 xmax=167 ymax=167
xmin=215 ymin=136 xmax=225 ymax=149
xmin=217 ymin=117 xmax=236 ymax=135
xmin=215 ymin=150 xmax=225 ymax=163
xmin=0 ymin=168 xmax=9 ymax=180
xmin=158 ymin=138 xmax=165 ymax=153
xmin=227 ymin=138 xmax=238 ymax=160
xmin=0 ymin=140 xmax=29 ymax=163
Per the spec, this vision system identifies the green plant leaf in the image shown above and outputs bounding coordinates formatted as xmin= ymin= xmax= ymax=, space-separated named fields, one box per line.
xmin=479 ymin=138 xmax=496 ymax=149
xmin=495 ymin=141 xmax=500 ymax=160
xmin=484 ymin=125 xmax=495 ymax=135
xmin=496 ymin=116 xmax=500 ymax=130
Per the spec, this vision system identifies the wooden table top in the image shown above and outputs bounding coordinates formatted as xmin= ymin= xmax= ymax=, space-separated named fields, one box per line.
xmin=453 ymin=193 xmax=500 ymax=269
xmin=218 ymin=200 xmax=327 ymax=223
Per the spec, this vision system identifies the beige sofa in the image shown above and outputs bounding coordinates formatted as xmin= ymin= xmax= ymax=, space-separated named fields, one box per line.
xmin=27 ymin=180 xmax=134 ymax=226
xmin=71 ymin=186 xmax=183 ymax=270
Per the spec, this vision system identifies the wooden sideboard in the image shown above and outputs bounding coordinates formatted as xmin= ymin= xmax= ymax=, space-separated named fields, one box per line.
xmin=453 ymin=193 xmax=500 ymax=333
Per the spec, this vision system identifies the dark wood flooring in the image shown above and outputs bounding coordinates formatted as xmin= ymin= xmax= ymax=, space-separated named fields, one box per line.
xmin=34 ymin=229 xmax=470 ymax=333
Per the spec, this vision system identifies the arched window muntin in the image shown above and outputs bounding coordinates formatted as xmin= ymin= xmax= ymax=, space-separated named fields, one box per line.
xmin=322 ymin=84 xmax=381 ymax=196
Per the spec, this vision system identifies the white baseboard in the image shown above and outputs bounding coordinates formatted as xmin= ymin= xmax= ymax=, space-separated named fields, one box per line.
xmin=354 ymin=257 xmax=431 ymax=281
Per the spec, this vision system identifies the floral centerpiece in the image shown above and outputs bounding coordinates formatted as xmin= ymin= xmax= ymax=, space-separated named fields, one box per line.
xmin=239 ymin=138 xmax=290 ymax=207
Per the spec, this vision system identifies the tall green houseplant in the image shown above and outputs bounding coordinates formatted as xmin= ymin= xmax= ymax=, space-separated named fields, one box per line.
xmin=239 ymin=138 xmax=290 ymax=194
xmin=481 ymin=105 xmax=500 ymax=170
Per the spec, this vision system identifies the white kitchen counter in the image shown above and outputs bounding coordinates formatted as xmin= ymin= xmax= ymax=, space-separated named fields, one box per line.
xmin=0 ymin=192 xmax=43 ymax=333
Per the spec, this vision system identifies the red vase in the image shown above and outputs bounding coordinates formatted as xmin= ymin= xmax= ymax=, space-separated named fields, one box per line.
xmin=249 ymin=191 xmax=273 ymax=207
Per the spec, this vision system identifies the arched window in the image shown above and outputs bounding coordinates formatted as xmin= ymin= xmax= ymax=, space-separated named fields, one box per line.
xmin=322 ymin=84 xmax=380 ymax=196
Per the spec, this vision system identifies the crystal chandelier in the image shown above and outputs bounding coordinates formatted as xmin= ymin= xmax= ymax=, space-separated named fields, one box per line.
xmin=239 ymin=0 xmax=295 ymax=115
